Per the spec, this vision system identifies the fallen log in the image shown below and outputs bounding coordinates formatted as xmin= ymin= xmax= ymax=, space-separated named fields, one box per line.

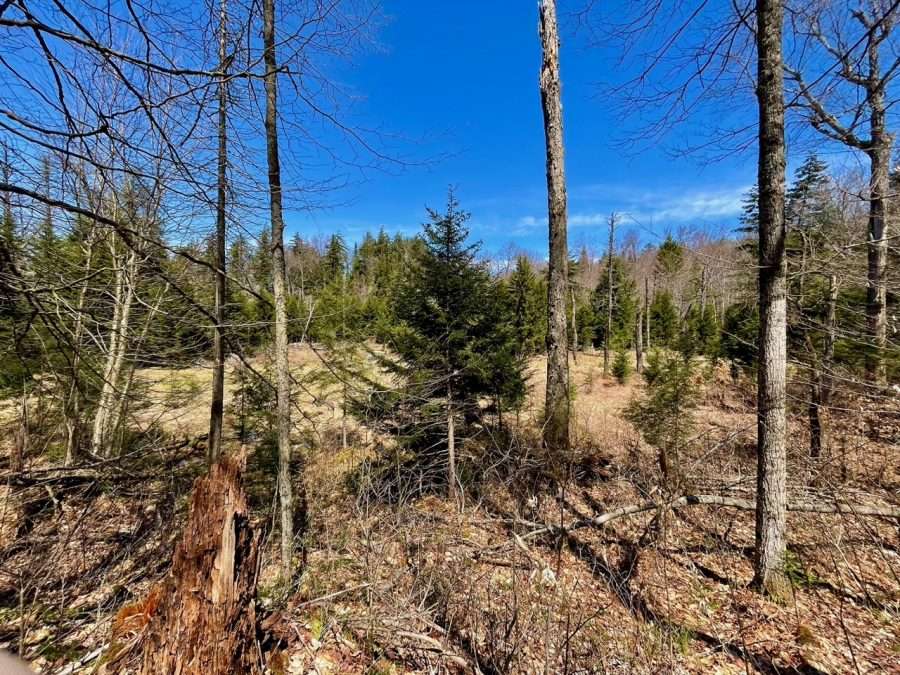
xmin=522 ymin=494 xmax=900 ymax=540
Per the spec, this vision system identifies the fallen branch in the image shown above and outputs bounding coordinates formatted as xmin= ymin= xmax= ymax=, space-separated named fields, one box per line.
xmin=293 ymin=583 xmax=371 ymax=609
xmin=522 ymin=494 xmax=900 ymax=540
xmin=395 ymin=630 xmax=480 ymax=673
xmin=56 ymin=645 xmax=105 ymax=675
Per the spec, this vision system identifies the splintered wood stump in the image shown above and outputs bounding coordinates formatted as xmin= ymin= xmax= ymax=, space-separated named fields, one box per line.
xmin=139 ymin=455 xmax=260 ymax=674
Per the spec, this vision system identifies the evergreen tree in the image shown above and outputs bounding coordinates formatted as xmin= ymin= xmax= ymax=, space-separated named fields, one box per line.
xmin=786 ymin=153 xmax=830 ymax=228
xmin=322 ymin=233 xmax=348 ymax=284
xmin=650 ymin=290 xmax=679 ymax=347
xmin=251 ymin=228 xmax=273 ymax=291
xmin=655 ymin=235 xmax=684 ymax=277
xmin=680 ymin=303 xmax=719 ymax=359
xmin=507 ymin=255 xmax=546 ymax=356
xmin=739 ymin=183 xmax=760 ymax=235
xmin=592 ymin=255 xmax=638 ymax=349
xmin=625 ymin=350 xmax=700 ymax=488
xmin=362 ymin=191 xmax=526 ymax=496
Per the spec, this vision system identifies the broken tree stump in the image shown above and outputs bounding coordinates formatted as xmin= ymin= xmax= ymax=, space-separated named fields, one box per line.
xmin=137 ymin=453 xmax=261 ymax=674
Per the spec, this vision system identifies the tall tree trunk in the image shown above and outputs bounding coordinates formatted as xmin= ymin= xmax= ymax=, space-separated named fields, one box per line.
xmin=64 ymin=223 xmax=97 ymax=464
xmin=753 ymin=0 xmax=789 ymax=598
xmin=92 ymin=239 xmax=136 ymax=457
xmin=208 ymin=0 xmax=229 ymax=464
xmin=539 ymin=0 xmax=569 ymax=456
xmin=824 ymin=274 xmax=837 ymax=403
xmin=12 ymin=384 xmax=27 ymax=473
xmin=865 ymin=140 xmax=891 ymax=385
xmin=644 ymin=277 xmax=651 ymax=350
xmin=635 ymin=310 xmax=644 ymax=373
xmin=570 ymin=287 xmax=578 ymax=361
xmin=604 ymin=214 xmax=615 ymax=376
xmin=863 ymin=22 xmax=892 ymax=385
xmin=263 ymin=0 xmax=295 ymax=581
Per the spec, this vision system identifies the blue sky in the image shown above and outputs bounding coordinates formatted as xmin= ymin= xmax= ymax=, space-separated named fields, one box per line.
xmin=283 ymin=1 xmax=758 ymax=258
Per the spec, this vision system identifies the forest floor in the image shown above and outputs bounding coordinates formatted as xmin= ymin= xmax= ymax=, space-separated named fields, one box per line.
xmin=0 ymin=346 xmax=898 ymax=674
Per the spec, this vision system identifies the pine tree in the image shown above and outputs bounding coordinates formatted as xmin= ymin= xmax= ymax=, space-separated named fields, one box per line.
xmin=739 ymin=183 xmax=760 ymax=235
xmin=507 ymin=255 xmax=546 ymax=356
xmin=251 ymin=228 xmax=273 ymax=291
xmin=650 ymin=290 xmax=679 ymax=347
xmin=655 ymin=235 xmax=684 ymax=277
xmin=786 ymin=153 xmax=829 ymax=228
xmin=592 ymin=255 xmax=638 ymax=350
xmin=366 ymin=191 xmax=526 ymax=499
xmin=322 ymin=233 xmax=348 ymax=284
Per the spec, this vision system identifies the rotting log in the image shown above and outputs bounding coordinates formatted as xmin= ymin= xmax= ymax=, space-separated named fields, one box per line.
xmin=114 ymin=453 xmax=261 ymax=674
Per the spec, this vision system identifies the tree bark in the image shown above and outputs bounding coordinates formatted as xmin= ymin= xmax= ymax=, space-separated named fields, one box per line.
xmin=64 ymin=223 xmax=97 ymax=464
xmin=208 ymin=0 xmax=229 ymax=464
xmin=865 ymin=139 xmax=891 ymax=384
xmin=824 ymin=273 xmax=837 ymax=402
xmin=570 ymin=286 xmax=578 ymax=361
xmin=12 ymin=385 xmax=27 ymax=473
xmin=263 ymin=0 xmax=295 ymax=581
xmin=753 ymin=0 xmax=789 ymax=598
xmin=133 ymin=454 xmax=260 ymax=674
xmin=644 ymin=277 xmax=651 ymax=350
xmin=635 ymin=309 xmax=644 ymax=374
xmin=539 ymin=0 xmax=570 ymax=456
xmin=604 ymin=214 xmax=615 ymax=376
xmin=92 ymin=238 xmax=136 ymax=457
xmin=447 ymin=387 xmax=458 ymax=507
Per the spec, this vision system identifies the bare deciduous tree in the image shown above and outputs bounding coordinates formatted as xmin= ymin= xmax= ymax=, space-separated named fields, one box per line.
xmin=754 ymin=0 xmax=789 ymax=597
xmin=784 ymin=1 xmax=900 ymax=384
xmin=208 ymin=0 xmax=229 ymax=464
xmin=539 ymin=0 xmax=570 ymax=457
xmin=262 ymin=0 xmax=295 ymax=581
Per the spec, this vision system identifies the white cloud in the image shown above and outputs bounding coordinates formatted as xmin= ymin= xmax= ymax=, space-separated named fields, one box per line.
xmin=516 ymin=184 xmax=749 ymax=230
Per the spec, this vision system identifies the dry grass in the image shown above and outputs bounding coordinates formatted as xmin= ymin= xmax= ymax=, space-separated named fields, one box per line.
xmin=0 ymin=346 xmax=898 ymax=673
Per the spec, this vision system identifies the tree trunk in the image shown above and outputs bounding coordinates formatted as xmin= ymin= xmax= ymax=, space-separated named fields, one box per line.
xmin=208 ymin=0 xmax=229 ymax=464
xmin=604 ymin=214 xmax=615 ymax=376
xmin=539 ymin=0 xmax=570 ymax=456
xmin=823 ymin=274 xmax=837 ymax=403
xmin=447 ymin=387 xmax=458 ymax=507
xmin=570 ymin=287 xmax=578 ymax=361
xmin=808 ymin=376 xmax=824 ymax=459
xmin=865 ymin=141 xmax=891 ymax=384
xmin=644 ymin=277 xmax=651 ymax=350
xmin=753 ymin=0 xmax=789 ymax=598
xmin=635 ymin=310 xmax=644 ymax=373
xmin=64 ymin=224 xmax=97 ymax=464
xmin=92 ymin=240 xmax=136 ymax=457
xmin=134 ymin=454 xmax=260 ymax=674
xmin=263 ymin=0 xmax=295 ymax=581
xmin=12 ymin=385 xmax=27 ymax=473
